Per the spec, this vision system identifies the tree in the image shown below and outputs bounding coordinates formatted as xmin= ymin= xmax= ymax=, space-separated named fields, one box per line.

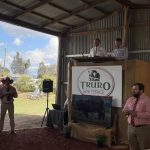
xmin=0 ymin=65 xmax=10 ymax=76
xmin=10 ymin=52 xmax=31 ymax=74
xmin=15 ymin=75 xmax=35 ymax=92
xmin=37 ymin=62 xmax=57 ymax=77
xmin=47 ymin=64 xmax=57 ymax=75
xmin=37 ymin=62 xmax=47 ymax=78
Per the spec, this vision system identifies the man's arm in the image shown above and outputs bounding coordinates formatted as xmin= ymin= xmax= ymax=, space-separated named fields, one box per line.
xmin=9 ymin=87 xmax=18 ymax=98
xmin=13 ymin=87 xmax=18 ymax=98
xmin=111 ymin=49 xmax=115 ymax=57
xmin=101 ymin=47 xmax=107 ymax=57
xmin=88 ymin=48 xmax=94 ymax=57
xmin=122 ymin=99 xmax=130 ymax=116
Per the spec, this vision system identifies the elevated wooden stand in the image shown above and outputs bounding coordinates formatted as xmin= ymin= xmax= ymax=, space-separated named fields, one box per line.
xmin=67 ymin=59 xmax=150 ymax=146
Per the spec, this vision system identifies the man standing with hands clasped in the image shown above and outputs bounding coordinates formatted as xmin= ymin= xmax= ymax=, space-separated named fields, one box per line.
xmin=0 ymin=77 xmax=18 ymax=134
xmin=122 ymin=83 xmax=150 ymax=150
xmin=88 ymin=38 xmax=107 ymax=57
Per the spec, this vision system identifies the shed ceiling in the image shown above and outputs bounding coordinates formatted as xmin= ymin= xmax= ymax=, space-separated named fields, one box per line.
xmin=0 ymin=0 xmax=149 ymax=36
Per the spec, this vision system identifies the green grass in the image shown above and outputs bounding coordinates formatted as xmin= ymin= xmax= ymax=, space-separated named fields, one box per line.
xmin=14 ymin=93 xmax=55 ymax=116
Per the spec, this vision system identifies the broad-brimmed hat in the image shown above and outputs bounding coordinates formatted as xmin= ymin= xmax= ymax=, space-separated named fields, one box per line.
xmin=1 ymin=77 xmax=14 ymax=84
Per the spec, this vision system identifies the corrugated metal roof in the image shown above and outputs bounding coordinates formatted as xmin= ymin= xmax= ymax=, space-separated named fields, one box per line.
xmin=0 ymin=2 xmax=20 ymax=17
xmin=0 ymin=0 xmax=149 ymax=36
xmin=52 ymin=0 xmax=84 ymax=10
xmin=7 ymin=0 xmax=38 ymax=8
xmin=79 ymin=8 xmax=104 ymax=19
xmin=34 ymin=4 xmax=68 ymax=18
xmin=17 ymin=12 xmax=47 ymax=25
xmin=62 ymin=16 xmax=85 ymax=26
xmin=97 ymin=0 xmax=121 ymax=12
xmin=46 ymin=22 xmax=69 ymax=32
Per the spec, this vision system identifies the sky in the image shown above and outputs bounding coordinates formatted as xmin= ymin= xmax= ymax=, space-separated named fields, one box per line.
xmin=0 ymin=21 xmax=58 ymax=76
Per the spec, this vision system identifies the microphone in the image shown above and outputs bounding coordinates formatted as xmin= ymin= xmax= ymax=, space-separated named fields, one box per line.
xmin=95 ymin=46 xmax=97 ymax=57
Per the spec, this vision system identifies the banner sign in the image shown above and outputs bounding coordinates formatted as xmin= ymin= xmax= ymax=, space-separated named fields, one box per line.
xmin=72 ymin=66 xmax=122 ymax=107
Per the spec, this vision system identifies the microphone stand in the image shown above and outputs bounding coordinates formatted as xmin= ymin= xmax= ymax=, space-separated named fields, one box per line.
xmin=41 ymin=92 xmax=50 ymax=127
xmin=95 ymin=46 xmax=97 ymax=56
xmin=81 ymin=50 xmax=85 ymax=57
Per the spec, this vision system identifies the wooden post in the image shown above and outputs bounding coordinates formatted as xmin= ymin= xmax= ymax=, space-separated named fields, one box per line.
xmin=122 ymin=6 xmax=129 ymax=47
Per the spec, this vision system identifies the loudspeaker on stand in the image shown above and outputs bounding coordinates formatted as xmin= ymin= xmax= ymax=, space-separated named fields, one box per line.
xmin=42 ymin=79 xmax=53 ymax=93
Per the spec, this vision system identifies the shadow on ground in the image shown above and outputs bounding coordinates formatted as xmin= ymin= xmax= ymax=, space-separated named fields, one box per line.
xmin=0 ymin=128 xmax=129 ymax=150
xmin=3 ymin=114 xmax=45 ymax=131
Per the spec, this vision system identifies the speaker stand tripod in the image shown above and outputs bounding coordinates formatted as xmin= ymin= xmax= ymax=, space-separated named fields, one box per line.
xmin=41 ymin=93 xmax=49 ymax=127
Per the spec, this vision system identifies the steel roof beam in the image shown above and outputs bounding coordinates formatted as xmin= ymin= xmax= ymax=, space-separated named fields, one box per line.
xmin=115 ymin=0 xmax=150 ymax=8
xmin=0 ymin=13 xmax=60 ymax=36
xmin=80 ymin=0 xmax=108 ymax=14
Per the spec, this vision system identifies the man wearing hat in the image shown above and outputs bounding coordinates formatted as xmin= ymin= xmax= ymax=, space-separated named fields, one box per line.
xmin=0 ymin=77 xmax=18 ymax=134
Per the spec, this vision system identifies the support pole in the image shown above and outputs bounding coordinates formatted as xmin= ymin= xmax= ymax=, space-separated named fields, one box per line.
xmin=55 ymin=36 xmax=63 ymax=105
xmin=67 ymin=60 xmax=72 ymax=123
xmin=41 ymin=92 xmax=49 ymax=127
xmin=122 ymin=6 xmax=129 ymax=47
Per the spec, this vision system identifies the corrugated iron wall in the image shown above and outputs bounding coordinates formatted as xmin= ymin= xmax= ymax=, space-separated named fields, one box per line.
xmin=61 ymin=11 xmax=124 ymax=104
xmin=129 ymin=9 xmax=150 ymax=50
xmin=60 ymin=9 xmax=150 ymax=104
xmin=64 ymin=9 xmax=150 ymax=58
xmin=57 ymin=9 xmax=150 ymax=145
xmin=129 ymin=9 xmax=150 ymax=60
xmin=65 ymin=12 xmax=123 ymax=55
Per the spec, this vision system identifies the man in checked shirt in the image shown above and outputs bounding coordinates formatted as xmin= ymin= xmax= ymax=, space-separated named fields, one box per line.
xmin=111 ymin=38 xmax=128 ymax=60
xmin=122 ymin=83 xmax=150 ymax=150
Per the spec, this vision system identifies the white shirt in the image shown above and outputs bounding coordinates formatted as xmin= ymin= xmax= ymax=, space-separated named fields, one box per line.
xmin=112 ymin=47 xmax=128 ymax=60
xmin=89 ymin=46 xmax=107 ymax=57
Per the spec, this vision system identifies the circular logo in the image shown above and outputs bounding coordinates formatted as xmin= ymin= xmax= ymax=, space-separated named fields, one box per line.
xmin=77 ymin=67 xmax=115 ymax=96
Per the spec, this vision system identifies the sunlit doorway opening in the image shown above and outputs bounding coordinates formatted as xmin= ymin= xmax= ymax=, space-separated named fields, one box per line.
xmin=0 ymin=21 xmax=58 ymax=131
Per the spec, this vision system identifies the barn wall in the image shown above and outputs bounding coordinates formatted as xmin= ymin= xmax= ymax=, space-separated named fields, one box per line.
xmin=58 ymin=9 xmax=150 ymax=143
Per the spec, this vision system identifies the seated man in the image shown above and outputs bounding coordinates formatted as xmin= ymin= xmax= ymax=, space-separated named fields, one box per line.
xmin=111 ymin=38 xmax=128 ymax=60
xmin=89 ymin=38 xmax=107 ymax=57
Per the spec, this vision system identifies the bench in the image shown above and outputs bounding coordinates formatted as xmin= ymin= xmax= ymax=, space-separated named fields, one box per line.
xmin=69 ymin=114 xmax=117 ymax=147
